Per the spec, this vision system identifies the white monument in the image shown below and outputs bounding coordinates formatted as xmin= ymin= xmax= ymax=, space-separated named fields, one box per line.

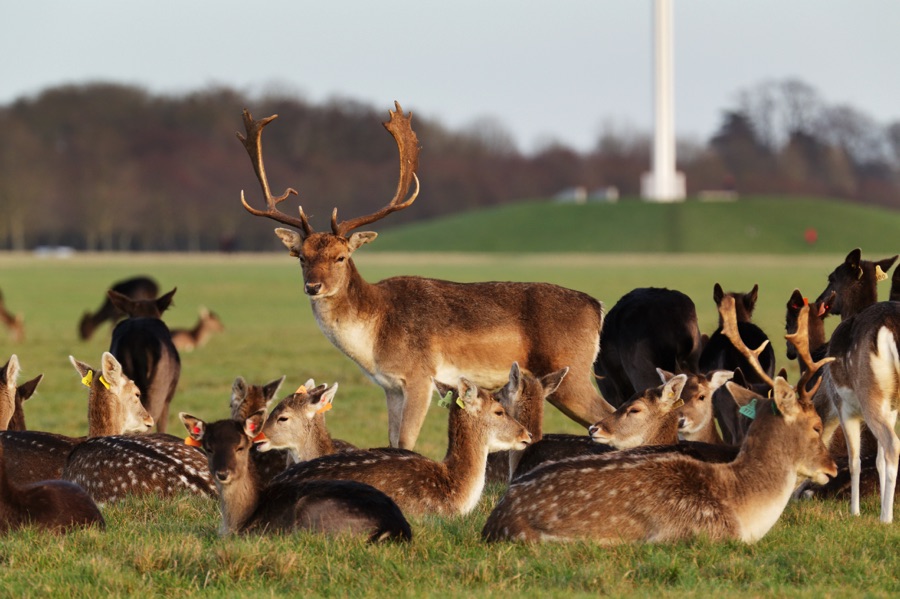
xmin=641 ymin=0 xmax=686 ymax=201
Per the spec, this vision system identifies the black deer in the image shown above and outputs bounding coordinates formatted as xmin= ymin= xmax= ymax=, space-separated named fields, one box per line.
xmin=79 ymin=275 xmax=159 ymax=340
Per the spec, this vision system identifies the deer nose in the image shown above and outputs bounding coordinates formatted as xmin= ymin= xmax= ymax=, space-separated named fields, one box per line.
xmin=215 ymin=471 xmax=230 ymax=483
xmin=588 ymin=424 xmax=600 ymax=436
xmin=678 ymin=416 xmax=687 ymax=429
xmin=305 ymin=282 xmax=322 ymax=296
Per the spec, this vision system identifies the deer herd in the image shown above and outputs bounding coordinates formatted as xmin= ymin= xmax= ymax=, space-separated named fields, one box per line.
xmin=0 ymin=102 xmax=898 ymax=548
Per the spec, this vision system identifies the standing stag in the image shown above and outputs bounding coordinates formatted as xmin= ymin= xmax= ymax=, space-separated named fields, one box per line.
xmin=483 ymin=297 xmax=836 ymax=543
xmin=108 ymin=288 xmax=180 ymax=433
xmin=79 ymin=275 xmax=159 ymax=340
xmin=237 ymin=102 xmax=611 ymax=449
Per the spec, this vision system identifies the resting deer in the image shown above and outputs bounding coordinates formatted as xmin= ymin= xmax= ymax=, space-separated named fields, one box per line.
xmin=267 ymin=377 xmax=531 ymax=517
xmin=490 ymin=363 xmax=568 ymax=481
xmin=255 ymin=381 xmax=357 ymax=465
xmin=79 ymin=275 xmax=159 ymax=340
xmin=171 ymin=307 xmax=224 ymax=351
xmin=0 ymin=352 xmax=154 ymax=486
xmin=593 ymin=287 xmax=702 ymax=407
xmin=812 ymin=251 xmax=900 ymax=523
xmin=228 ymin=375 xmax=293 ymax=484
xmin=483 ymin=297 xmax=837 ymax=543
xmin=237 ymin=102 xmax=610 ymax=449
xmin=180 ymin=411 xmax=411 ymax=542
xmin=108 ymin=288 xmax=180 ymax=433
xmin=0 ymin=442 xmax=105 ymax=533
xmin=0 ymin=290 xmax=24 ymax=343
xmin=0 ymin=355 xmax=43 ymax=431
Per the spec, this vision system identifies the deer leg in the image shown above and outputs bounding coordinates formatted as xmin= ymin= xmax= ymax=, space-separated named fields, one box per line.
xmin=840 ymin=415 xmax=863 ymax=516
xmin=397 ymin=378 xmax=433 ymax=450
xmin=384 ymin=387 xmax=405 ymax=448
xmin=866 ymin=409 xmax=899 ymax=524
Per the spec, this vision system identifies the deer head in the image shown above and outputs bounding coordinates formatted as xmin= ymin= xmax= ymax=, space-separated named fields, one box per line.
xmin=70 ymin=352 xmax=154 ymax=436
xmin=256 ymin=381 xmax=338 ymax=462
xmin=228 ymin=375 xmax=285 ymax=421
xmin=785 ymin=289 xmax=833 ymax=362
xmin=107 ymin=288 xmax=177 ymax=319
xmin=713 ymin=283 xmax=759 ymax=325
xmin=815 ymin=248 xmax=898 ymax=319
xmin=237 ymin=102 xmax=420 ymax=299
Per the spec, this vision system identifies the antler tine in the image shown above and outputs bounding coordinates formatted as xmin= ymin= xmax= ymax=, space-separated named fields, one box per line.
xmin=332 ymin=101 xmax=421 ymax=237
xmin=786 ymin=304 xmax=836 ymax=402
xmin=719 ymin=295 xmax=776 ymax=388
xmin=237 ymin=109 xmax=313 ymax=236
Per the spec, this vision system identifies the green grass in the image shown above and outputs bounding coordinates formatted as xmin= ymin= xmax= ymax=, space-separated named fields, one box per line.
xmin=1 ymin=250 xmax=899 ymax=597
xmin=372 ymin=196 xmax=900 ymax=255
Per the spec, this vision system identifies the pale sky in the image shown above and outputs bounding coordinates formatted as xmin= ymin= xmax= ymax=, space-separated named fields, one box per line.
xmin=3 ymin=1 xmax=898 ymax=153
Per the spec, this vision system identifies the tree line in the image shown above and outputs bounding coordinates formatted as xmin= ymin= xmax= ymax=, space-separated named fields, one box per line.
xmin=0 ymin=79 xmax=897 ymax=251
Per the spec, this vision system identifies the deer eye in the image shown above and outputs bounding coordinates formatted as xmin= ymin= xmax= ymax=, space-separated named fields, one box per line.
xmin=278 ymin=416 xmax=288 ymax=422
xmin=627 ymin=406 xmax=642 ymax=415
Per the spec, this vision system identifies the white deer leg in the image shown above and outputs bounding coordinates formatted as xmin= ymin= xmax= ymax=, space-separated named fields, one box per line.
xmin=867 ymin=410 xmax=899 ymax=524
xmin=840 ymin=416 xmax=863 ymax=516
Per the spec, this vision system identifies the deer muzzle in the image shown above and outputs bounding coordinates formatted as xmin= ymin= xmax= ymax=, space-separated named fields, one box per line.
xmin=304 ymin=282 xmax=322 ymax=296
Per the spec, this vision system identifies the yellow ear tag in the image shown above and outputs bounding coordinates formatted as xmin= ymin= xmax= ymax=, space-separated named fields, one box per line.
xmin=456 ymin=397 xmax=466 ymax=409
xmin=672 ymin=398 xmax=685 ymax=409
xmin=98 ymin=375 xmax=110 ymax=390
xmin=81 ymin=370 xmax=93 ymax=387
xmin=184 ymin=436 xmax=202 ymax=447
xmin=316 ymin=402 xmax=333 ymax=415
xmin=876 ymin=265 xmax=888 ymax=282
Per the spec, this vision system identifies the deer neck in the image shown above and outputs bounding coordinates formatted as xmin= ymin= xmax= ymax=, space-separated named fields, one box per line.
xmin=442 ymin=409 xmax=490 ymax=514
xmin=87 ymin=389 xmax=123 ymax=437
xmin=721 ymin=413 xmax=800 ymax=541
xmin=647 ymin=412 xmax=681 ymax=446
xmin=308 ymin=262 xmax=384 ymax=373
xmin=218 ymin=460 xmax=261 ymax=535
xmin=289 ymin=419 xmax=335 ymax=463
xmin=682 ymin=413 xmax=723 ymax=445
xmin=842 ymin=282 xmax=878 ymax=320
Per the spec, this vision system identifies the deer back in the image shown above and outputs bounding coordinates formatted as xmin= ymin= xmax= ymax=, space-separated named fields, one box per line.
xmin=272 ymin=378 xmax=531 ymax=517
xmin=108 ymin=288 xmax=180 ymax=433
xmin=181 ymin=412 xmax=410 ymax=541
xmin=594 ymin=287 xmax=702 ymax=407
xmin=815 ymin=248 xmax=898 ymax=320
xmin=483 ymin=377 xmax=836 ymax=544
xmin=0 ymin=443 xmax=104 ymax=533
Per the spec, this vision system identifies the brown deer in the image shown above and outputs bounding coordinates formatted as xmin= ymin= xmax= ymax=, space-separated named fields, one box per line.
xmin=180 ymin=411 xmax=411 ymax=542
xmin=79 ymin=275 xmax=159 ymax=340
xmin=267 ymin=377 xmax=531 ymax=517
xmin=483 ymin=298 xmax=837 ymax=543
xmin=0 ymin=290 xmax=24 ymax=343
xmin=0 ymin=442 xmax=105 ymax=533
xmin=817 ymin=300 xmax=900 ymax=522
xmin=108 ymin=287 xmax=180 ymax=433
xmin=228 ymin=375 xmax=292 ymax=484
xmin=0 ymin=355 xmax=43 ymax=431
xmin=0 ymin=352 xmax=154 ymax=485
xmin=255 ymin=381 xmax=357 ymax=465
xmin=236 ymin=103 xmax=611 ymax=449
xmin=814 ymin=248 xmax=898 ymax=320
xmin=593 ymin=287 xmax=703 ymax=407
xmin=490 ymin=363 xmax=568 ymax=481
xmin=170 ymin=307 xmax=224 ymax=352
xmin=666 ymin=369 xmax=734 ymax=445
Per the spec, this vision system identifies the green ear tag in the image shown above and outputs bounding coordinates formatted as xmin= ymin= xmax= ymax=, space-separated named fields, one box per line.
xmin=772 ymin=400 xmax=781 ymax=416
xmin=436 ymin=390 xmax=453 ymax=409
xmin=739 ymin=398 xmax=758 ymax=420
xmin=456 ymin=397 xmax=466 ymax=409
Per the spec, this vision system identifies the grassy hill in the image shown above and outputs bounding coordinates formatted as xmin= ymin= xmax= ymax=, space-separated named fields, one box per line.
xmin=371 ymin=196 xmax=900 ymax=254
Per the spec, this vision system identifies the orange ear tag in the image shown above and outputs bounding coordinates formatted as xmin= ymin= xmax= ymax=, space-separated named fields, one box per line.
xmin=316 ymin=402 xmax=333 ymax=415
xmin=252 ymin=432 xmax=267 ymax=443
xmin=184 ymin=436 xmax=202 ymax=447
xmin=295 ymin=385 xmax=307 ymax=394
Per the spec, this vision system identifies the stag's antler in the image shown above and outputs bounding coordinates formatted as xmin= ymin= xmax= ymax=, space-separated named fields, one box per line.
xmin=784 ymin=304 xmax=835 ymax=403
xmin=330 ymin=101 xmax=421 ymax=237
xmin=237 ymin=109 xmax=313 ymax=236
xmin=719 ymin=295 xmax=776 ymax=389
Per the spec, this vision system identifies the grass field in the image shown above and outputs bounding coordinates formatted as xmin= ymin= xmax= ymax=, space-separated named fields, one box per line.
xmin=1 ymin=250 xmax=899 ymax=597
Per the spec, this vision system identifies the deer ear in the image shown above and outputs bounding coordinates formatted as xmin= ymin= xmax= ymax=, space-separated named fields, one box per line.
xmin=69 ymin=355 xmax=92 ymax=380
xmin=432 ymin=379 xmax=456 ymax=402
xmin=457 ymin=378 xmax=481 ymax=410
xmin=540 ymin=367 xmax=568 ymax=399
xmin=505 ymin=362 xmax=522 ymax=394
xmin=772 ymin=377 xmax=800 ymax=421
xmin=179 ymin=412 xmax=206 ymax=441
xmin=100 ymin=352 xmax=123 ymax=386
xmin=347 ymin=231 xmax=377 ymax=252
xmin=661 ymin=374 xmax=688 ymax=408
xmin=788 ymin=288 xmax=804 ymax=309
xmin=713 ymin=283 xmax=724 ymax=305
xmin=230 ymin=376 xmax=248 ymax=414
xmin=656 ymin=367 xmax=675 ymax=383
xmin=263 ymin=375 xmax=286 ymax=404
xmin=746 ymin=284 xmax=759 ymax=307
xmin=156 ymin=288 xmax=177 ymax=313
xmin=845 ymin=248 xmax=861 ymax=268
xmin=725 ymin=381 xmax=762 ymax=408
xmin=17 ymin=374 xmax=43 ymax=401
xmin=244 ymin=409 xmax=267 ymax=439
xmin=309 ymin=383 xmax=338 ymax=417
xmin=274 ymin=228 xmax=302 ymax=255
xmin=707 ymin=370 xmax=734 ymax=392
xmin=2 ymin=354 xmax=20 ymax=384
